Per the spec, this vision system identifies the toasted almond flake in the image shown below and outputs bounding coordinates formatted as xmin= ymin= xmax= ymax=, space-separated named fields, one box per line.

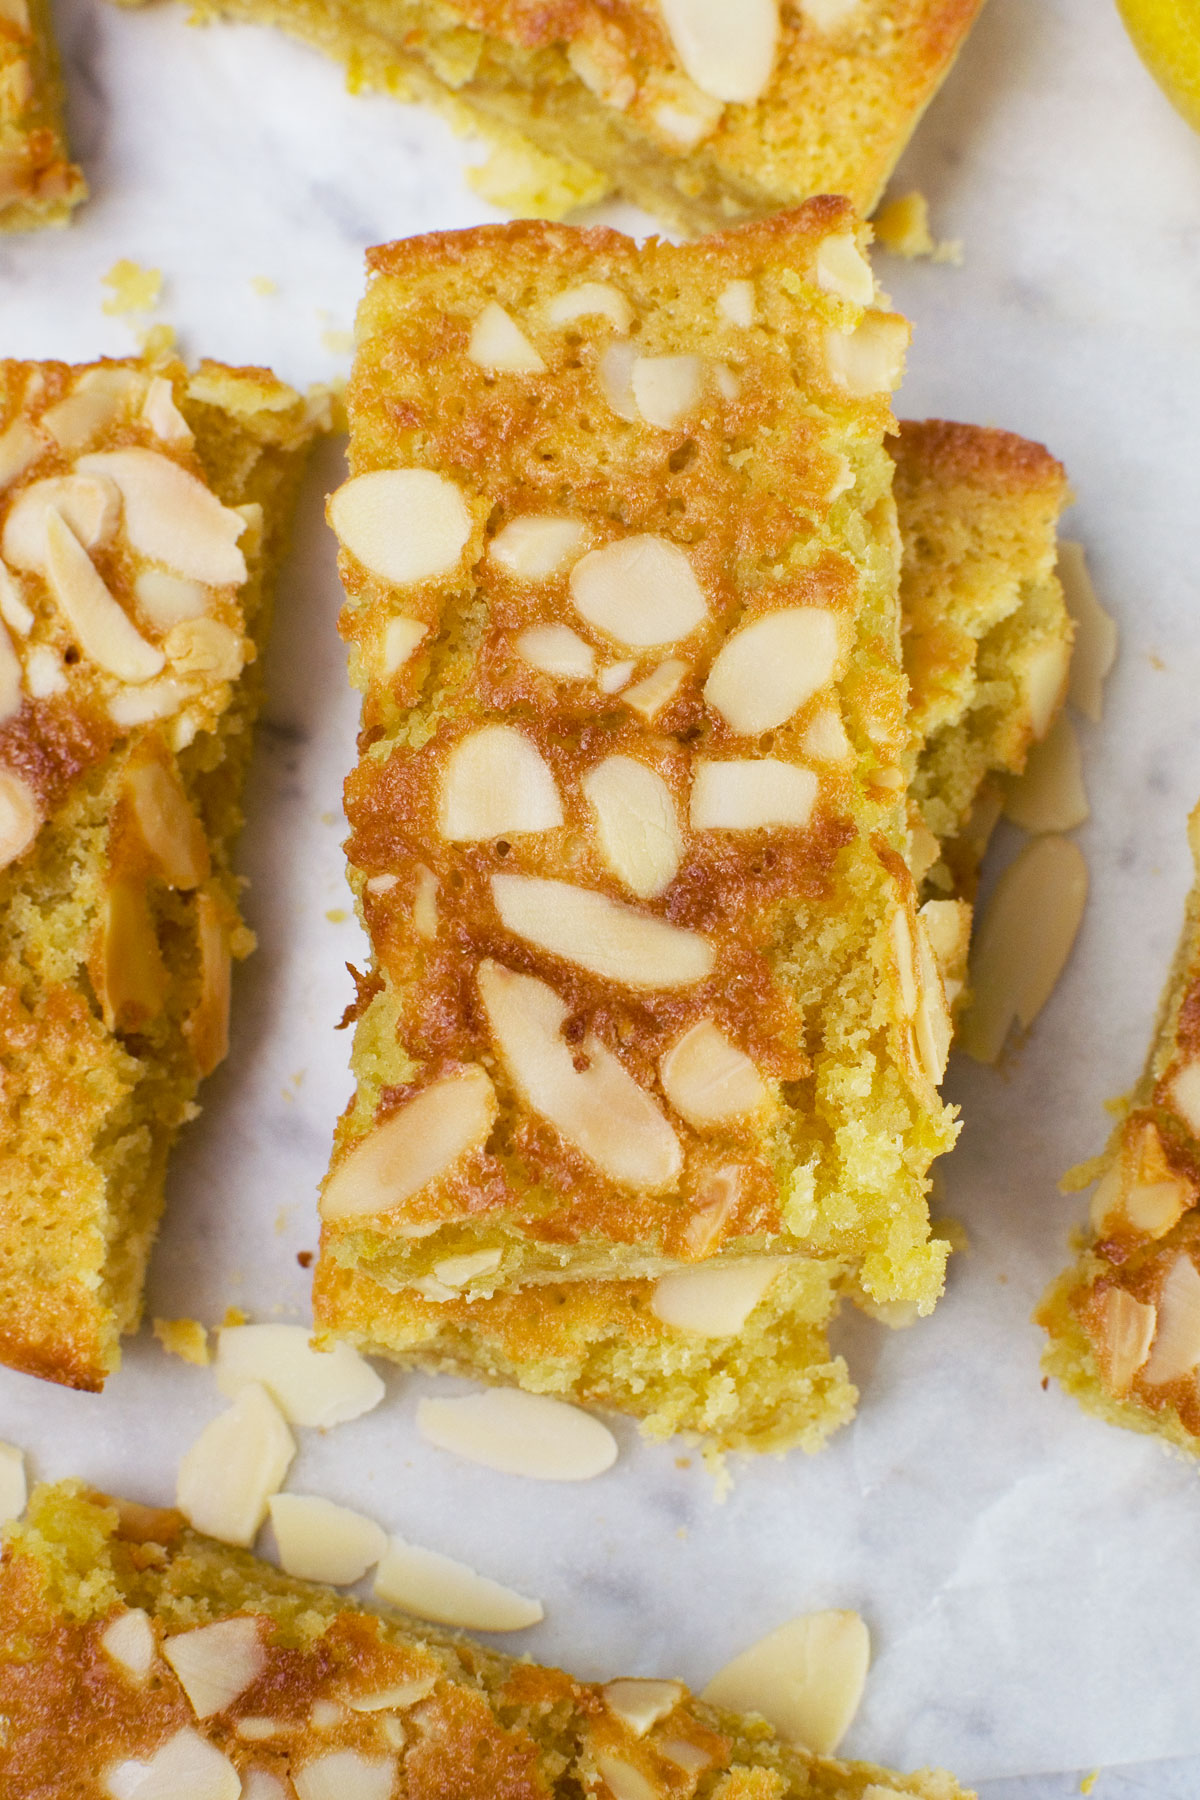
xmin=77 ymin=450 xmax=249 ymax=587
xmin=176 ymin=1381 xmax=296 ymax=1547
xmin=242 ymin=1774 xmax=289 ymax=1800
xmin=1141 ymin=1254 xmax=1200 ymax=1384
xmin=704 ymin=608 xmax=839 ymax=735
xmin=623 ymin=658 xmax=688 ymax=719
xmin=717 ymin=280 xmax=756 ymax=326
xmin=124 ymin=757 xmax=209 ymax=889
xmin=658 ymin=0 xmax=778 ymax=102
xmin=432 ymin=1248 xmax=503 ymax=1287
xmin=373 ymin=1537 xmax=543 ymax=1631
xmin=690 ymin=758 xmax=818 ymax=830
xmin=23 ymin=646 xmax=65 ymax=699
xmin=713 ymin=362 xmax=740 ymax=401
xmin=0 ymin=767 xmax=39 ymax=869
xmin=100 ymin=1609 xmax=155 ymax=1682
xmin=216 ymin=1321 xmax=385 ymax=1427
xmin=598 ymin=339 xmax=640 ymax=420
xmin=598 ymin=659 xmax=635 ymax=694
xmin=684 ymin=1166 xmax=742 ymax=1255
xmin=0 ymin=617 xmax=20 ymax=723
xmin=237 ymin=1719 xmax=283 ymax=1741
xmin=960 ymin=835 xmax=1088 ymax=1063
xmin=294 ymin=1750 xmax=398 ymax=1800
xmin=417 ymin=1389 xmax=617 ymax=1481
xmin=631 ymin=354 xmax=703 ymax=429
xmin=350 ymin=1676 xmax=438 ymax=1712
xmin=109 ymin=676 xmax=193 ymax=728
xmin=102 ymin=1728 xmax=241 ymax=1800
xmin=0 ymin=562 xmax=33 ymax=635
xmin=815 ymin=234 xmax=875 ymax=306
xmin=164 ymin=616 xmax=244 ymax=682
xmin=479 ymin=959 xmax=682 ymax=1190
xmin=1024 ymin=636 xmax=1072 ymax=741
xmin=0 ymin=416 xmax=44 ymax=490
xmin=913 ymin=915 xmax=952 ymax=1086
xmin=658 ymin=1738 xmax=713 ymax=1774
xmin=1059 ymin=540 xmax=1117 ymax=723
xmin=1095 ymin=1287 xmax=1157 ymax=1396
xmin=919 ymin=897 xmax=971 ymax=1008
xmin=440 ymin=725 xmax=564 ymax=840
xmin=647 ymin=75 xmax=724 ymax=148
xmin=490 ymin=514 xmax=585 ymax=578
xmin=824 ymin=314 xmax=908 ymax=394
xmin=0 ymin=1440 xmax=25 ymax=1524
xmin=95 ymin=877 xmax=168 ymax=1033
xmin=382 ymin=615 xmax=427 ymax=675
xmin=366 ymin=872 xmax=399 ymax=896
xmin=570 ymin=534 xmax=707 ymax=649
xmin=544 ymin=284 xmax=633 ymax=331
xmin=45 ymin=509 xmax=165 ymax=683
xmin=413 ymin=864 xmax=438 ymax=939
xmin=801 ymin=705 xmax=851 ymax=762
xmin=702 ymin=1610 xmax=869 ymax=1754
xmin=595 ymin=1754 xmax=659 ymax=1800
xmin=890 ymin=906 xmax=918 ymax=1015
xmin=583 ymin=755 xmax=683 ymax=898
xmin=43 ymin=387 xmax=128 ymax=454
xmin=330 ymin=468 xmax=471 ymax=586
xmin=515 ymin=623 xmax=596 ymax=680
xmin=567 ymin=36 xmax=636 ymax=107
xmin=321 ymin=1066 xmax=498 ymax=1222
xmin=164 ymin=1617 xmax=264 ymax=1720
xmin=141 ymin=375 xmax=194 ymax=446
xmin=1125 ymin=1177 xmax=1190 ymax=1238
xmin=133 ymin=569 xmax=212 ymax=630
xmin=467 ymin=303 xmax=546 ymax=374
xmin=1170 ymin=1060 xmax=1200 ymax=1135
xmin=492 ymin=873 xmax=712 ymax=988
xmin=186 ymin=887 xmax=231 ymax=1077
xmin=2 ymin=472 xmax=120 ymax=574
xmin=660 ymin=1019 xmax=769 ymax=1128
xmin=602 ymin=1679 xmax=684 ymax=1735
xmin=269 ymin=1493 xmax=389 ymax=1584
xmin=651 ymin=1258 xmax=786 ymax=1335
xmin=1002 ymin=713 xmax=1089 ymax=833
xmin=310 ymin=1700 xmax=343 ymax=1730
xmin=800 ymin=0 xmax=860 ymax=24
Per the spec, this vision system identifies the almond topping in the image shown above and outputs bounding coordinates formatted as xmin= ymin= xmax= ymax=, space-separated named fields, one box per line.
xmin=0 ymin=416 xmax=44 ymax=490
xmin=595 ymin=1755 xmax=658 ymax=1800
xmin=0 ymin=562 xmax=33 ymax=635
xmin=102 ymin=1728 xmax=241 ymax=1800
xmin=623 ymin=658 xmax=688 ymax=719
xmin=77 ymin=450 xmax=249 ymax=586
xmin=110 ymin=677 xmax=194 ymax=729
xmin=602 ymin=1679 xmax=684 ymax=1736
xmin=701 ymin=1610 xmax=869 ymax=1755
xmin=479 ymin=960 xmax=682 ymax=1190
xmin=598 ymin=339 xmax=639 ymax=421
xmin=544 ymin=284 xmax=633 ymax=331
xmin=1142 ymin=1254 xmax=1200 ymax=1385
xmin=0 ymin=618 xmax=20 ymax=723
xmin=631 ymin=354 xmax=703 ymax=429
xmin=646 ymin=73 xmax=724 ymax=148
xmin=100 ymin=1609 xmax=156 ymax=1683
xmin=651 ymin=1259 xmax=786 ymax=1336
xmin=684 ymin=1165 xmax=742 ymax=1255
xmin=1024 ymin=635 xmax=1072 ymax=741
xmin=431 ymin=1248 xmax=502 ymax=1287
xmin=490 ymin=515 xmax=585 ymax=578
xmin=1059 ymin=540 xmax=1117 ymax=723
xmin=133 ymin=569 xmax=212 ymax=630
xmin=95 ymin=877 xmax=168 ymax=1032
xmin=320 ymin=1066 xmax=498 ymax=1222
xmin=176 ymin=1382 xmax=295 ymax=1548
xmin=124 ymin=757 xmax=210 ymax=889
xmin=2 ymin=472 xmax=120 ymax=574
xmin=0 ymin=768 xmax=38 ymax=869
xmin=570 ymin=535 xmax=708 ymax=648
xmin=598 ymin=659 xmax=635 ymax=694
xmin=583 ymin=755 xmax=683 ymax=899
xmin=824 ymin=314 xmax=908 ymax=394
xmin=919 ymin=897 xmax=971 ymax=1008
xmin=186 ymin=886 xmax=231 ymax=1077
xmin=42 ymin=386 xmax=128 ymax=454
xmin=491 ymin=874 xmax=713 ymax=988
xmin=1125 ymin=1176 xmax=1190 ymax=1239
xmin=44 ymin=509 xmax=166 ymax=682
xmin=717 ymin=280 xmax=756 ymax=326
xmin=294 ymin=1751 xmax=398 ymax=1800
xmin=164 ymin=1618 xmax=264 ymax=1719
xmin=269 ymin=1494 xmax=389 ymax=1584
xmin=515 ymin=623 xmax=596 ymax=680
xmin=690 ymin=758 xmax=818 ymax=830
xmin=467 ymin=303 xmax=546 ymax=373
xmin=382 ymin=615 xmax=427 ymax=674
xmin=658 ymin=0 xmax=779 ymax=103
xmin=416 ymin=1389 xmax=618 ymax=1481
xmin=960 ymin=836 xmax=1087 ymax=1064
xmin=704 ymin=608 xmax=839 ymax=735
xmin=329 ymin=468 xmax=471 ymax=586
xmin=141 ymin=375 xmax=194 ymax=446
xmin=439 ymin=725 xmax=564 ymax=841
xmin=1003 ymin=713 xmax=1089 ymax=834
xmin=373 ymin=1536 xmax=543 ymax=1631
xmin=1094 ymin=1287 xmax=1156 ymax=1397
xmin=800 ymin=0 xmax=861 ymax=25
xmin=0 ymin=1440 xmax=25 ymax=1525
xmin=413 ymin=864 xmax=439 ymax=939
xmin=660 ymin=1019 xmax=769 ymax=1128
xmin=815 ymin=234 xmax=875 ymax=306
xmin=350 ymin=1677 xmax=438 ymax=1712
xmin=215 ymin=1322 xmax=384 ymax=1426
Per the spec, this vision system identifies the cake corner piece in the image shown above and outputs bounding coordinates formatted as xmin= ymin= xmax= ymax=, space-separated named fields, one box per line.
xmin=0 ymin=0 xmax=87 ymax=232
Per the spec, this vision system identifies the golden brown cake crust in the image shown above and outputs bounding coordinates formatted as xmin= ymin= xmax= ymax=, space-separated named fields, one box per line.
xmin=0 ymin=0 xmax=86 ymax=230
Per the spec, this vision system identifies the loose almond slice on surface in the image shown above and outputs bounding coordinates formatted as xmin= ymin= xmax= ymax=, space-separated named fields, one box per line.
xmin=570 ymin=535 xmax=708 ymax=648
xmin=479 ymin=960 xmax=682 ymax=1190
xmin=602 ymin=1679 xmax=685 ymax=1736
xmin=583 ymin=755 xmax=683 ymax=899
xmin=416 ymin=1389 xmax=617 ymax=1481
xmin=439 ymin=725 xmax=564 ymax=840
xmin=631 ymin=355 xmax=703 ymax=429
xmin=544 ymin=284 xmax=633 ymax=331
xmin=658 ymin=0 xmax=779 ymax=102
xmin=44 ymin=509 xmax=166 ymax=683
xmin=77 ymin=449 xmax=249 ymax=587
xmin=1023 ymin=636 xmax=1072 ymax=742
xmin=124 ymin=757 xmax=209 ymax=888
xmin=1094 ymin=1287 xmax=1156 ymax=1397
xmin=294 ymin=1751 xmax=398 ymax=1800
xmin=2 ymin=471 xmax=120 ymax=574
xmin=100 ymin=1609 xmax=156 ymax=1683
xmin=701 ymin=1610 xmax=869 ymax=1755
xmin=815 ymin=234 xmax=875 ymax=306
xmin=690 ymin=759 xmax=818 ymax=830
xmin=1002 ymin=713 xmax=1089 ymax=834
xmin=515 ymin=623 xmax=596 ymax=680
xmin=269 ymin=1494 xmax=389 ymax=1585
xmin=490 ymin=515 xmax=585 ymax=578
xmin=1059 ymin=539 xmax=1117 ymax=723
xmin=959 ymin=835 xmax=1087 ymax=1064
xmin=321 ymin=1066 xmax=498 ymax=1222
xmin=704 ymin=608 xmax=839 ymax=735
xmin=491 ymin=874 xmax=713 ymax=988
xmin=651 ymin=1259 xmax=786 ymax=1336
xmin=373 ymin=1536 xmax=543 ymax=1631
xmin=175 ymin=1382 xmax=295 ymax=1548
xmin=102 ymin=1728 xmax=241 ymax=1800
xmin=824 ymin=314 xmax=908 ymax=394
xmin=215 ymin=1322 xmax=384 ymax=1426
xmin=467 ymin=303 xmax=546 ymax=373
xmin=0 ymin=1440 xmax=25 ymax=1524
xmin=660 ymin=1019 xmax=769 ymax=1128
xmin=163 ymin=1617 xmax=264 ymax=1720
xmin=329 ymin=468 xmax=471 ymax=586
xmin=1141 ymin=1254 xmax=1200 ymax=1385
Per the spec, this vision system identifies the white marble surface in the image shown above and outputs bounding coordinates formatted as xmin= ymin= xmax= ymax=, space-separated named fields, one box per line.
xmin=1 ymin=0 xmax=1199 ymax=1792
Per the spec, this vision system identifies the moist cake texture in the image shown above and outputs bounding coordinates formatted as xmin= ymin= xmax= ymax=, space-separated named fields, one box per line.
xmin=0 ymin=1481 xmax=974 ymax=1800
xmin=0 ymin=0 xmax=85 ymax=229
xmin=1039 ymin=802 xmax=1200 ymax=1455
xmin=0 ymin=353 xmax=326 ymax=1390
xmin=117 ymin=0 xmax=984 ymax=234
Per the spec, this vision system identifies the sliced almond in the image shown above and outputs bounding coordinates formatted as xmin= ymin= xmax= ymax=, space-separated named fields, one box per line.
xmin=800 ymin=706 xmax=851 ymax=761
xmin=824 ymin=315 xmax=908 ymax=395
xmin=919 ymin=897 xmax=971 ymax=1007
xmin=815 ymin=234 xmax=875 ymax=306
xmin=657 ymin=1739 xmax=713 ymax=1775
xmin=413 ymin=865 xmax=438 ymax=940
xmin=163 ymin=617 xmax=243 ymax=682
xmin=544 ymin=284 xmax=633 ymax=331
xmin=349 ymin=1676 xmax=438 ymax=1712
xmin=2 ymin=472 xmax=121 ymax=574
xmin=717 ymin=280 xmax=756 ymax=327
xmin=100 ymin=1609 xmax=156 ymax=1683
xmin=101 ymin=1728 xmax=241 ymax=1800
xmin=1170 ymin=1061 xmax=1200 ymax=1136
xmin=959 ymin=836 xmax=1087 ymax=1064
xmin=42 ymin=386 xmax=128 ymax=454
xmin=133 ymin=569 xmax=212 ymax=631
xmin=684 ymin=1165 xmax=743 ymax=1255
xmin=95 ymin=878 xmax=168 ymax=1033
xmin=1094 ymin=1287 xmax=1157 ymax=1397
xmin=690 ymin=758 xmax=817 ymax=830
xmin=0 ymin=562 xmax=34 ymax=635
xmin=601 ymin=1679 xmax=684 ymax=1736
xmin=492 ymin=873 xmax=712 ymax=988
xmin=329 ymin=468 xmax=471 ymax=586
xmin=382 ymin=615 xmax=427 ymax=675
xmin=294 ymin=1751 xmax=398 ymax=1800
xmin=0 ymin=416 xmax=44 ymax=490
xmin=373 ymin=1536 xmax=543 ymax=1631
xmin=320 ymin=1066 xmax=498 ymax=1222
xmin=490 ymin=515 xmax=585 ymax=579
xmin=704 ymin=608 xmax=839 ymax=735
xmin=1059 ymin=540 xmax=1117 ymax=723
xmin=660 ymin=1019 xmax=768 ymax=1128
xmin=44 ymin=509 xmax=165 ymax=683
xmin=124 ymin=757 xmax=209 ymax=889
xmin=583 ymin=755 xmax=683 ymax=899
xmin=0 ymin=1440 xmax=25 ymax=1525
xmin=467 ymin=303 xmax=546 ymax=374
xmin=186 ymin=886 xmax=231 ymax=1077
xmin=701 ymin=1610 xmax=869 ymax=1755
xmin=243 ymin=1771 xmax=289 ymax=1800
xmin=215 ymin=1322 xmax=385 ymax=1427
xmin=417 ymin=1389 xmax=617 ymax=1481
xmin=1023 ymin=636 xmax=1072 ymax=742
xmin=0 ymin=617 xmax=20 ymax=724
xmin=645 ymin=72 xmax=724 ymax=148
xmin=570 ymin=535 xmax=708 ymax=649
xmin=0 ymin=768 xmax=38 ymax=869
xmin=439 ymin=725 xmax=563 ymax=841
xmin=269 ymin=1493 xmax=388 ymax=1584
xmin=175 ymin=1382 xmax=296 ymax=1548
xmin=623 ymin=658 xmax=688 ymax=720
xmin=631 ymin=355 xmax=703 ymax=430
xmin=141 ymin=375 xmax=194 ymax=446
xmin=800 ymin=0 xmax=861 ymax=25
xmin=651 ymin=1259 xmax=785 ymax=1336
xmin=77 ymin=450 xmax=249 ymax=587
xmin=1142 ymin=1254 xmax=1200 ymax=1385
xmin=515 ymin=623 xmax=596 ymax=680
xmin=432 ymin=1248 xmax=502 ymax=1287
xmin=164 ymin=1617 xmax=264 ymax=1719
xmin=479 ymin=960 xmax=682 ymax=1190
xmin=1002 ymin=713 xmax=1088 ymax=834
xmin=1125 ymin=1176 xmax=1190 ymax=1239
xmin=658 ymin=0 xmax=779 ymax=103
xmin=598 ymin=659 xmax=635 ymax=694
xmin=598 ymin=339 xmax=639 ymax=421
xmin=594 ymin=1755 xmax=658 ymax=1800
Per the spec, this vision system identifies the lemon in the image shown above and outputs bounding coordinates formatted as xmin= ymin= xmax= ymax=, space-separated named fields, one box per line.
xmin=1116 ymin=0 xmax=1200 ymax=132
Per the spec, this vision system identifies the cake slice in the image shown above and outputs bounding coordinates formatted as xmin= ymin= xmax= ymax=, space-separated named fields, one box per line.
xmin=0 ymin=1480 xmax=973 ymax=1800
xmin=1039 ymin=803 xmax=1200 ymax=1454
xmin=119 ymin=0 xmax=983 ymax=234
xmin=0 ymin=0 xmax=85 ymax=229
xmin=0 ymin=353 xmax=327 ymax=1389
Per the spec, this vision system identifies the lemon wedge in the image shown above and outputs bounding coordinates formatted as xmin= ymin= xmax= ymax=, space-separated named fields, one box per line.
xmin=1117 ymin=0 xmax=1200 ymax=132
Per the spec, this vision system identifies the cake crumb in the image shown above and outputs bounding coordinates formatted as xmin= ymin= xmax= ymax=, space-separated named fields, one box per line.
xmin=102 ymin=259 xmax=162 ymax=315
xmin=467 ymin=133 xmax=609 ymax=220
xmin=321 ymin=328 xmax=355 ymax=357
xmin=153 ymin=1317 xmax=210 ymax=1367
xmin=137 ymin=322 xmax=177 ymax=360
xmin=297 ymin=1250 xmax=314 ymax=1269
xmin=222 ymin=1305 xmax=248 ymax=1329
xmin=251 ymin=275 xmax=277 ymax=297
xmin=873 ymin=191 xmax=962 ymax=264
xmin=1078 ymin=1773 xmax=1099 ymax=1795
xmin=326 ymin=907 xmax=349 ymax=923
